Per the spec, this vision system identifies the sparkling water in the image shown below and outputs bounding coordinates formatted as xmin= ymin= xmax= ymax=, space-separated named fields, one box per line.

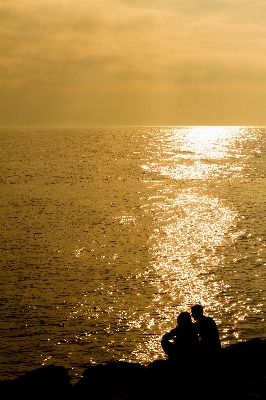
xmin=0 ymin=126 xmax=265 ymax=381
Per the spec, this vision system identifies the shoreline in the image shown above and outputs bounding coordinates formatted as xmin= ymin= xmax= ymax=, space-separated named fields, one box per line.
xmin=1 ymin=338 xmax=265 ymax=399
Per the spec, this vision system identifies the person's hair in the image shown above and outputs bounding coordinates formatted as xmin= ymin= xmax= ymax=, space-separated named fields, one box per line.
xmin=191 ymin=304 xmax=204 ymax=319
xmin=177 ymin=311 xmax=192 ymax=325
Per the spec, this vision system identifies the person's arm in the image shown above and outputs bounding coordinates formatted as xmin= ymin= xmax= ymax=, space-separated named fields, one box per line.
xmin=162 ymin=327 xmax=177 ymax=341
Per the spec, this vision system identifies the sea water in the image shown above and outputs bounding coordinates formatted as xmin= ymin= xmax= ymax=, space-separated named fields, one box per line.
xmin=0 ymin=126 xmax=265 ymax=381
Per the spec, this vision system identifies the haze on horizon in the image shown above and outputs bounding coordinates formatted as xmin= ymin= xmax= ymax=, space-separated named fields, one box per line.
xmin=0 ymin=0 xmax=266 ymax=128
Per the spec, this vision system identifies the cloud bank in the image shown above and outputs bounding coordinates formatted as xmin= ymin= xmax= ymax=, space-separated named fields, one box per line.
xmin=1 ymin=0 xmax=265 ymax=126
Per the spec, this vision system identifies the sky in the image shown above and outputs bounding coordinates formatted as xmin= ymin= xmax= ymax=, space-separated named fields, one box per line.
xmin=0 ymin=0 xmax=266 ymax=127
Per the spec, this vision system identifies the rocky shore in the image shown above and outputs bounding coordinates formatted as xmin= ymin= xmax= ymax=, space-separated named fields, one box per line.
xmin=1 ymin=338 xmax=265 ymax=399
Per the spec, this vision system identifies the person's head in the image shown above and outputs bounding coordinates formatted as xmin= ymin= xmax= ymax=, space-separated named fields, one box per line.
xmin=191 ymin=304 xmax=204 ymax=321
xmin=177 ymin=312 xmax=192 ymax=326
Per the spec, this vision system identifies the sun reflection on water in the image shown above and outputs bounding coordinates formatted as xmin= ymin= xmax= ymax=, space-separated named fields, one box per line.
xmin=130 ymin=188 xmax=238 ymax=363
xmin=131 ymin=126 xmax=252 ymax=363
xmin=177 ymin=126 xmax=241 ymax=158
xmin=142 ymin=126 xmax=251 ymax=181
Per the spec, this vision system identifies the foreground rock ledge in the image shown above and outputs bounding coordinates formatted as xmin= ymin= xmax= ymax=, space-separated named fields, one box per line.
xmin=1 ymin=338 xmax=266 ymax=399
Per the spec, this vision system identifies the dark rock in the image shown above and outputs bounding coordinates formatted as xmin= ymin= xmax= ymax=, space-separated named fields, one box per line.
xmin=145 ymin=355 xmax=224 ymax=400
xmin=73 ymin=361 xmax=146 ymax=399
xmin=1 ymin=338 xmax=265 ymax=399
xmin=219 ymin=338 xmax=266 ymax=400
xmin=239 ymin=375 xmax=266 ymax=400
xmin=0 ymin=364 xmax=72 ymax=399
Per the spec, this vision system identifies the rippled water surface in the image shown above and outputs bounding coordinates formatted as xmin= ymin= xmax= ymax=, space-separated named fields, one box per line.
xmin=0 ymin=126 xmax=265 ymax=381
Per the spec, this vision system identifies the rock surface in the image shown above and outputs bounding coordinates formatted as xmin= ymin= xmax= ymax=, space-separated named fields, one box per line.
xmin=1 ymin=338 xmax=266 ymax=399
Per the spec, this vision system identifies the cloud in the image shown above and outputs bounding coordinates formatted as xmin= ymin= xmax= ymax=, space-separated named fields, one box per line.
xmin=0 ymin=0 xmax=265 ymax=126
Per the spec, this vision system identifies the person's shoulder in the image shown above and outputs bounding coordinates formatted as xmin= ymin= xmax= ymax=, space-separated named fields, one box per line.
xmin=169 ymin=326 xmax=179 ymax=335
xmin=203 ymin=315 xmax=215 ymax=322
xmin=199 ymin=315 xmax=216 ymax=326
xmin=204 ymin=316 xmax=218 ymax=329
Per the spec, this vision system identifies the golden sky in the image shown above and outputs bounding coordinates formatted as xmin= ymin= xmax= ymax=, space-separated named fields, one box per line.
xmin=1 ymin=0 xmax=265 ymax=127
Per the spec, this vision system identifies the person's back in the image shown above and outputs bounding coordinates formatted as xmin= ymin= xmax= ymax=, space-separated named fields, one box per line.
xmin=173 ymin=321 xmax=199 ymax=355
xmin=161 ymin=311 xmax=199 ymax=358
xmin=191 ymin=305 xmax=221 ymax=355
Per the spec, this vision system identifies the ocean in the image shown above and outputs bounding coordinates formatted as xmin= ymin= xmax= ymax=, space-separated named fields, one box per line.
xmin=0 ymin=126 xmax=265 ymax=381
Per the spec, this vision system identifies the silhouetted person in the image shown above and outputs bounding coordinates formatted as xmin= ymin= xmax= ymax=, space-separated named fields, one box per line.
xmin=161 ymin=312 xmax=199 ymax=358
xmin=191 ymin=304 xmax=221 ymax=355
